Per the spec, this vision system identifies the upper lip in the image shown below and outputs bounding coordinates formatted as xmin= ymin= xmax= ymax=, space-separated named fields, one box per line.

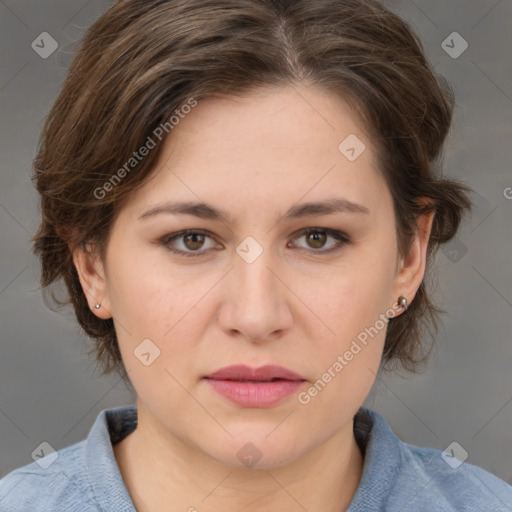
xmin=204 ymin=364 xmax=306 ymax=381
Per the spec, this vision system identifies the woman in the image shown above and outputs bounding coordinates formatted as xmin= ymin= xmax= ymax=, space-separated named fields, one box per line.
xmin=1 ymin=0 xmax=511 ymax=510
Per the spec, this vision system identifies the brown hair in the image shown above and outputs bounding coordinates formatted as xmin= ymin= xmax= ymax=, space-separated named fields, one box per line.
xmin=32 ymin=0 xmax=472 ymax=383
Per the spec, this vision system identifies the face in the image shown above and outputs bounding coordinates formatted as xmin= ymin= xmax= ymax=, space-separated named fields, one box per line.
xmin=75 ymin=84 xmax=432 ymax=469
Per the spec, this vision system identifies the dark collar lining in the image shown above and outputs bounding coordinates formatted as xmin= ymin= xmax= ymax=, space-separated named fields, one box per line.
xmin=106 ymin=405 xmax=138 ymax=445
xmin=353 ymin=407 xmax=374 ymax=458
xmin=105 ymin=404 xmax=374 ymax=456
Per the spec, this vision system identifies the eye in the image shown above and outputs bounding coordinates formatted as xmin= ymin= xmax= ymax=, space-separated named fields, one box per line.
xmin=159 ymin=228 xmax=350 ymax=258
xmin=160 ymin=229 xmax=220 ymax=257
xmin=289 ymin=228 xmax=350 ymax=254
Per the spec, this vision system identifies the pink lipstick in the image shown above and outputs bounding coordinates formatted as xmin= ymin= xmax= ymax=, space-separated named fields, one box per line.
xmin=203 ymin=364 xmax=306 ymax=407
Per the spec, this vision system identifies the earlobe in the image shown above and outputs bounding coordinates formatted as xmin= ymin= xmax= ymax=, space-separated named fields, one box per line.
xmin=69 ymin=241 xmax=112 ymax=319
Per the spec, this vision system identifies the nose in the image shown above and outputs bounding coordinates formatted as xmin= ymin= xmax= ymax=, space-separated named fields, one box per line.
xmin=217 ymin=244 xmax=294 ymax=343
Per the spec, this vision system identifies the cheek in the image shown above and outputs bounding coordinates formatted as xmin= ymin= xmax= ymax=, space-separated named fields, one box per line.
xmin=298 ymin=273 xmax=390 ymax=421
xmin=314 ymin=244 xmax=396 ymax=347
xmin=106 ymin=250 xmax=215 ymax=378
xmin=105 ymin=242 xmax=181 ymax=332
xmin=298 ymin=238 xmax=396 ymax=400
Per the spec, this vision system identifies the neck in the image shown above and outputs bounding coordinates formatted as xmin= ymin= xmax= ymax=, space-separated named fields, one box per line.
xmin=114 ymin=401 xmax=364 ymax=512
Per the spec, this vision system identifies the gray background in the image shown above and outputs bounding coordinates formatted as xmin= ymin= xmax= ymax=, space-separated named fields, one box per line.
xmin=1 ymin=0 xmax=511 ymax=488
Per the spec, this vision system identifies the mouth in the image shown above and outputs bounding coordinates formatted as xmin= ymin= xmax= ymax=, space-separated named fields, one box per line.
xmin=202 ymin=365 xmax=306 ymax=407
xmin=203 ymin=364 xmax=306 ymax=382
xmin=204 ymin=377 xmax=304 ymax=382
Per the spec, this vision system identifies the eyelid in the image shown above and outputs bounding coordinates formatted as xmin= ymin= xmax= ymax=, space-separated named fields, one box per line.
xmin=159 ymin=227 xmax=350 ymax=258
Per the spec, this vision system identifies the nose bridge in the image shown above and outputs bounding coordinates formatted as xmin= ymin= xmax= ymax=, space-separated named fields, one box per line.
xmin=221 ymin=236 xmax=291 ymax=340
xmin=234 ymin=237 xmax=280 ymax=304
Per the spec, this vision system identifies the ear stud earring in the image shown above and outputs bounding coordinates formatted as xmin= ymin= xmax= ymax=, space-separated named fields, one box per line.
xmin=94 ymin=303 xmax=101 ymax=309
xmin=397 ymin=296 xmax=408 ymax=310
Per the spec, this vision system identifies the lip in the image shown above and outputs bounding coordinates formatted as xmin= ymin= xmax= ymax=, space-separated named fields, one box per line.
xmin=204 ymin=364 xmax=305 ymax=381
xmin=203 ymin=365 xmax=306 ymax=407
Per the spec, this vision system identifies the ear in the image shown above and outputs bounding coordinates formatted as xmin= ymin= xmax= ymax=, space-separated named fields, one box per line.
xmin=392 ymin=199 xmax=436 ymax=310
xmin=69 ymin=241 xmax=112 ymax=319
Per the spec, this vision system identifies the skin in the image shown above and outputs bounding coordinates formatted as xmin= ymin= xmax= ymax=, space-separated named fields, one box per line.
xmin=72 ymin=84 xmax=434 ymax=512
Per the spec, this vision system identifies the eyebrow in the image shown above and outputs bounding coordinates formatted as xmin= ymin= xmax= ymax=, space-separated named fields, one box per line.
xmin=138 ymin=197 xmax=370 ymax=223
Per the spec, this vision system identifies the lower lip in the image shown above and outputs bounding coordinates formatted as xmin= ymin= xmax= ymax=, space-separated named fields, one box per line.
xmin=204 ymin=378 xmax=305 ymax=407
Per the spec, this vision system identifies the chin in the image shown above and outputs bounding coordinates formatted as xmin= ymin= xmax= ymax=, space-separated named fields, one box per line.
xmin=204 ymin=437 xmax=302 ymax=471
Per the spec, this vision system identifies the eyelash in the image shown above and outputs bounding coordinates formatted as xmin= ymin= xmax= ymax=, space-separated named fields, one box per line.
xmin=159 ymin=228 xmax=350 ymax=258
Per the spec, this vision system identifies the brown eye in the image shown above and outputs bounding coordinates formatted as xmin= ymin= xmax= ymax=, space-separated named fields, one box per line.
xmin=160 ymin=227 xmax=349 ymax=259
xmin=183 ymin=232 xmax=206 ymax=251
xmin=161 ymin=229 xmax=219 ymax=257
xmin=291 ymin=228 xmax=350 ymax=254
xmin=306 ymin=230 xmax=327 ymax=249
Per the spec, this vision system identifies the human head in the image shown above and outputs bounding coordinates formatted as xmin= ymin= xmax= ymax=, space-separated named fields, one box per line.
xmin=32 ymin=0 xmax=472 ymax=388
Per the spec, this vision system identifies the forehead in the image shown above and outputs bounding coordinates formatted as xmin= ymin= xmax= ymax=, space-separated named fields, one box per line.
xmin=122 ymin=85 xmax=390 ymax=224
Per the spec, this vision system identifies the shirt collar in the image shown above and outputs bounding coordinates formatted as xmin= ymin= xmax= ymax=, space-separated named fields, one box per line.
xmin=347 ymin=407 xmax=402 ymax=511
xmin=86 ymin=404 xmax=138 ymax=511
xmin=85 ymin=403 xmax=401 ymax=511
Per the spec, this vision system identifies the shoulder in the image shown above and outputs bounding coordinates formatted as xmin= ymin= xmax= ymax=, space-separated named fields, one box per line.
xmin=355 ymin=408 xmax=512 ymax=511
xmin=394 ymin=438 xmax=512 ymax=511
xmin=0 ymin=440 xmax=100 ymax=512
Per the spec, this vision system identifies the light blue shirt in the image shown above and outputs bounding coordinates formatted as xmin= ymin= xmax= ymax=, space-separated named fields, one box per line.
xmin=1 ymin=404 xmax=511 ymax=511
